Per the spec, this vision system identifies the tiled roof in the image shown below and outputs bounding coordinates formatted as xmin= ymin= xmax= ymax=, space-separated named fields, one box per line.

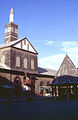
xmin=50 ymin=55 xmax=78 ymax=86
xmin=0 ymin=64 xmax=56 ymax=76
xmin=50 ymin=75 xmax=78 ymax=85
xmin=56 ymin=54 xmax=78 ymax=77
xmin=0 ymin=37 xmax=38 ymax=54
xmin=38 ymin=67 xmax=57 ymax=76
xmin=0 ymin=37 xmax=25 ymax=49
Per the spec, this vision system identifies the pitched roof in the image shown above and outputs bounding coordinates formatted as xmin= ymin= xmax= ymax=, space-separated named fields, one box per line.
xmin=38 ymin=67 xmax=57 ymax=76
xmin=0 ymin=39 xmax=20 ymax=48
xmin=0 ymin=64 xmax=56 ymax=76
xmin=56 ymin=54 xmax=78 ymax=77
xmin=0 ymin=37 xmax=38 ymax=54
xmin=50 ymin=75 xmax=78 ymax=86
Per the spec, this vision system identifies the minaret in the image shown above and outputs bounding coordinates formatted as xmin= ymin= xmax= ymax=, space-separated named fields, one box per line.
xmin=9 ymin=8 xmax=14 ymax=23
xmin=5 ymin=8 xmax=18 ymax=43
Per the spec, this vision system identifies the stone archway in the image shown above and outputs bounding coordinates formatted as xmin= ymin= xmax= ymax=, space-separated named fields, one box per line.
xmin=14 ymin=76 xmax=22 ymax=96
xmin=40 ymin=81 xmax=51 ymax=96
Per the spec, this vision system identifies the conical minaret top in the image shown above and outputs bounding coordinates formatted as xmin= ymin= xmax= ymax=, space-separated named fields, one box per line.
xmin=9 ymin=8 xmax=14 ymax=23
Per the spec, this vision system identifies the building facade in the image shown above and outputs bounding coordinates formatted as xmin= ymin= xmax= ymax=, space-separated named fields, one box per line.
xmin=0 ymin=8 xmax=56 ymax=96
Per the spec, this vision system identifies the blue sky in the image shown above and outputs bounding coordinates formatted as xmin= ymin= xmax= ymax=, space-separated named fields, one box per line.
xmin=0 ymin=0 xmax=78 ymax=70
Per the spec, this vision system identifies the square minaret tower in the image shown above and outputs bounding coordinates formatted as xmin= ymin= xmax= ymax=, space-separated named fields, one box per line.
xmin=5 ymin=8 xmax=18 ymax=43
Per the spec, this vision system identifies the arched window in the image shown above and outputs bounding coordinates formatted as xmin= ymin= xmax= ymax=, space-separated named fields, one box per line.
xmin=24 ymin=57 xmax=27 ymax=68
xmin=14 ymin=76 xmax=21 ymax=84
xmin=31 ymin=59 xmax=34 ymax=69
xmin=1 ymin=55 xmax=5 ymax=64
xmin=16 ymin=56 xmax=20 ymax=67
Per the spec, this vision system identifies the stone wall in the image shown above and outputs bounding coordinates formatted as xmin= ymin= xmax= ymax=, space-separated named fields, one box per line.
xmin=0 ymin=47 xmax=11 ymax=67
xmin=10 ymin=47 xmax=38 ymax=74
xmin=0 ymin=70 xmax=55 ymax=95
xmin=0 ymin=71 xmax=24 ymax=86
xmin=0 ymin=72 xmax=11 ymax=81
xmin=0 ymin=47 xmax=38 ymax=74
xmin=5 ymin=22 xmax=18 ymax=43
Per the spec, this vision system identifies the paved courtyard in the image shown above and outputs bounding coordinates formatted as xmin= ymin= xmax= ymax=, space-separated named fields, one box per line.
xmin=0 ymin=99 xmax=78 ymax=120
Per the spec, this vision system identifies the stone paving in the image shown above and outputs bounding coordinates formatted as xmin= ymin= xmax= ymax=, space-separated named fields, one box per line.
xmin=0 ymin=98 xmax=78 ymax=120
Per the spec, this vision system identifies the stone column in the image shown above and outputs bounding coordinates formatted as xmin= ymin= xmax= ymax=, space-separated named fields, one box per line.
xmin=55 ymin=86 xmax=57 ymax=100
xmin=58 ymin=86 xmax=60 ymax=98
xmin=67 ymin=86 xmax=69 ymax=100
xmin=52 ymin=86 xmax=54 ymax=99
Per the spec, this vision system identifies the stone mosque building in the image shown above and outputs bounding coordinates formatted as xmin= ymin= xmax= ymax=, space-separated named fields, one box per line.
xmin=1 ymin=8 xmax=78 ymax=99
xmin=0 ymin=8 xmax=56 ymax=96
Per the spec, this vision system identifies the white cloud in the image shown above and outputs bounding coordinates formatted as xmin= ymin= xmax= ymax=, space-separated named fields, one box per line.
xmin=39 ymin=54 xmax=65 ymax=70
xmin=39 ymin=53 xmax=78 ymax=70
xmin=45 ymin=41 xmax=55 ymax=45
xmin=45 ymin=40 xmax=78 ymax=55
xmin=39 ymin=40 xmax=78 ymax=70
xmin=61 ymin=41 xmax=78 ymax=57
xmin=62 ymin=41 xmax=78 ymax=47
xmin=61 ymin=41 xmax=78 ymax=53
